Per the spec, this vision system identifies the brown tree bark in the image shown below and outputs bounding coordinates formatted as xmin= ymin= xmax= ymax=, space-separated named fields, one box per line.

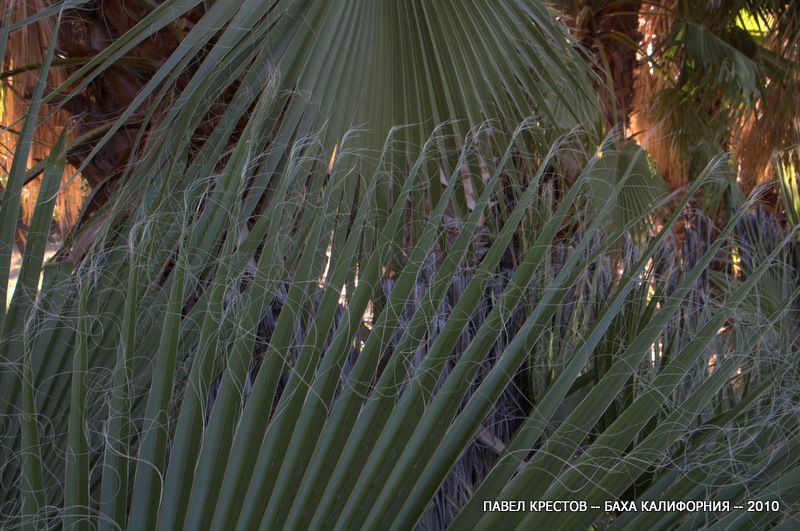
xmin=3 ymin=0 xmax=204 ymax=243
xmin=563 ymin=0 xmax=643 ymax=133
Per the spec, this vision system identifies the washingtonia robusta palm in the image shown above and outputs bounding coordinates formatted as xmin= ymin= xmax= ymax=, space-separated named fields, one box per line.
xmin=0 ymin=1 xmax=799 ymax=530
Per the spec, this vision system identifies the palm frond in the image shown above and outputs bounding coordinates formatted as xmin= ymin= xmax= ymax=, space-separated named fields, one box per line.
xmin=1 ymin=2 xmax=799 ymax=530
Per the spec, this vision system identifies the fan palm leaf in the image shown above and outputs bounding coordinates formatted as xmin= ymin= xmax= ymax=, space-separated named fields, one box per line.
xmin=1 ymin=2 xmax=799 ymax=530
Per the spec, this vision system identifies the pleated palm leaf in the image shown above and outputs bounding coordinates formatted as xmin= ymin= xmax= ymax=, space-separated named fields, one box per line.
xmin=1 ymin=2 xmax=799 ymax=531
xmin=25 ymin=0 xmax=601 ymax=249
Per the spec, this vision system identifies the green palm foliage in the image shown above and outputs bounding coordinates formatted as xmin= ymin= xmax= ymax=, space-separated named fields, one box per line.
xmin=1 ymin=1 xmax=799 ymax=530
